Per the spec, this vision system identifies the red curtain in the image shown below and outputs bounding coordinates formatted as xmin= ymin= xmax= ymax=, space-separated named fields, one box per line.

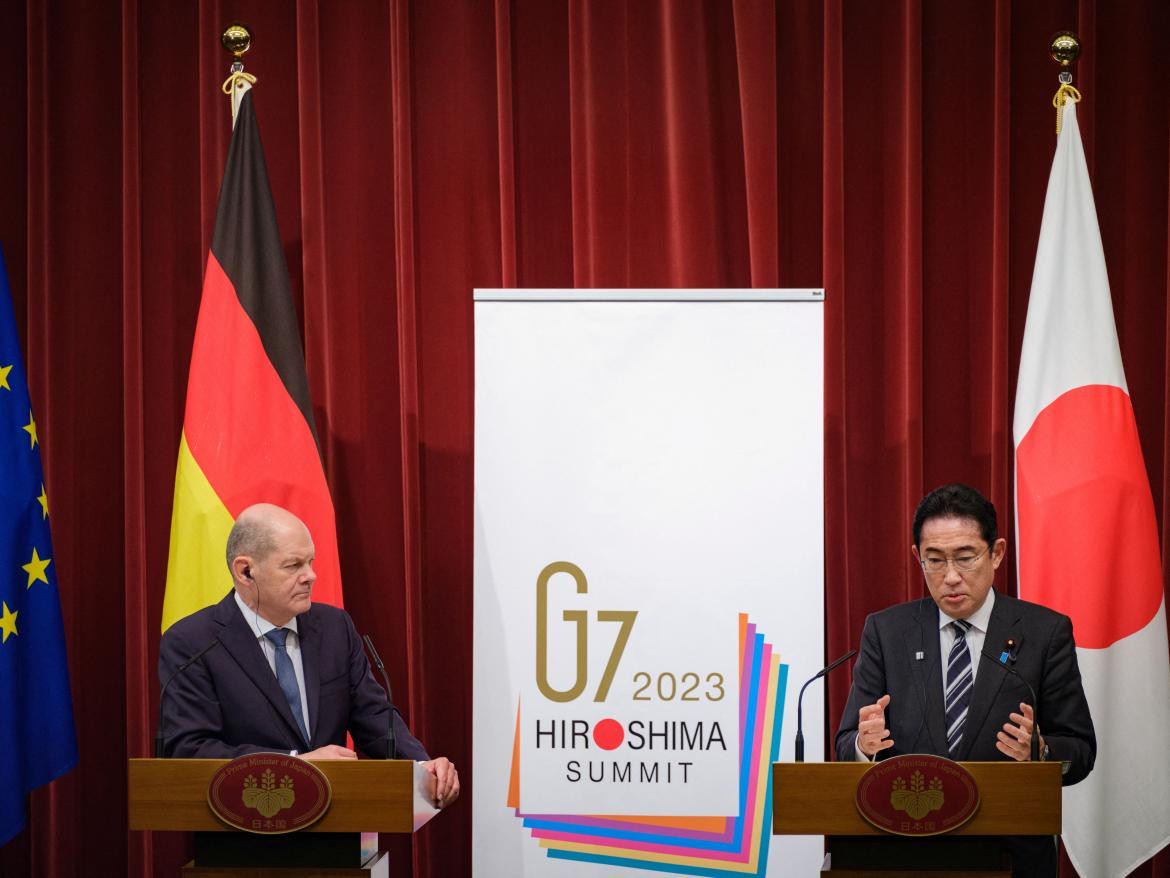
xmin=0 ymin=1 xmax=1166 ymax=876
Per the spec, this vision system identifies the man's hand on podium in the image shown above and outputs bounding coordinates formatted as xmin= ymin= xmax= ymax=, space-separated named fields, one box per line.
xmin=423 ymin=757 xmax=460 ymax=808
xmin=301 ymin=745 xmax=358 ymax=759
xmin=294 ymin=746 xmax=459 ymax=807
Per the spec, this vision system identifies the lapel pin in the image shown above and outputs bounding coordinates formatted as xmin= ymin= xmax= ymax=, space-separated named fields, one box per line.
xmin=915 ymin=651 xmax=924 ymax=660
xmin=1004 ymin=637 xmax=1020 ymax=663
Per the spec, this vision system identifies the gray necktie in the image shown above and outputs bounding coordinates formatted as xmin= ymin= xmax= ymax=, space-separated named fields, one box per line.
xmin=944 ymin=619 xmax=974 ymax=755
xmin=264 ymin=628 xmax=310 ymax=745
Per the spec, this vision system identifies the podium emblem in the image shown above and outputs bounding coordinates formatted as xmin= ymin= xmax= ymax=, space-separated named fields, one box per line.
xmin=890 ymin=770 xmax=943 ymax=819
xmin=242 ymin=768 xmax=295 ymax=817
xmin=855 ymin=754 xmax=979 ymax=836
xmin=208 ymin=753 xmax=332 ymax=834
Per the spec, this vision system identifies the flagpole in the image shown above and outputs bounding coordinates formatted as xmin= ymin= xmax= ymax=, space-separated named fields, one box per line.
xmin=221 ymin=23 xmax=255 ymax=127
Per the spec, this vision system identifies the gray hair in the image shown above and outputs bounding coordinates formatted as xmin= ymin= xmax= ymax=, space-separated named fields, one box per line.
xmin=225 ymin=516 xmax=277 ymax=572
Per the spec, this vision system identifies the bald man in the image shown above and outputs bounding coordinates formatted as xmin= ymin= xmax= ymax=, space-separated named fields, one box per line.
xmin=158 ymin=503 xmax=458 ymax=808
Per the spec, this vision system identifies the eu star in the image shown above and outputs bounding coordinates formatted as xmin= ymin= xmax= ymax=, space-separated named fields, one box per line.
xmin=37 ymin=483 xmax=49 ymax=518
xmin=0 ymin=363 xmax=11 ymax=391
xmin=0 ymin=602 xmax=17 ymax=643
xmin=22 ymin=410 xmax=38 ymax=448
xmin=22 ymin=547 xmax=51 ymax=588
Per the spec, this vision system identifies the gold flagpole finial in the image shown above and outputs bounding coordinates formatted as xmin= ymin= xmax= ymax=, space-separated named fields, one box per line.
xmin=1049 ymin=32 xmax=1082 ymax=135
xmin=221 ymin=24 xmax=257 ymax=123
xmin=1050 ymin=31 xmax=1081 ymax=70
xmin=222 ymin=24 xmax=252 ymax=61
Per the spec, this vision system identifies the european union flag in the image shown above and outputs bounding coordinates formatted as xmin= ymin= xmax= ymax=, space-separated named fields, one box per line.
xmin=0 ymin=249 xmax=77 ymax=846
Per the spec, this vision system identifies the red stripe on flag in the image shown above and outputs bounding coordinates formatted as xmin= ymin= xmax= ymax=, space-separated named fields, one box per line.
xmin=1016 ymin=384 xmax=1160 ymax=647
xmin=182 ymin=252 xmax=343 ymax=608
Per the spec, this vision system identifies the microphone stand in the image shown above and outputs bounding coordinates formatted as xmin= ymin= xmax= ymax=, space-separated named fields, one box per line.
xmin=155 ymin=638 xmax=221 ymax=758
xmin=980 ymin=648 xmax=1041 ymax=763
xmin=794 ymin=650 xmax=858 ymax=762
xmin=363 ymin=635 xmax=398 ymax=760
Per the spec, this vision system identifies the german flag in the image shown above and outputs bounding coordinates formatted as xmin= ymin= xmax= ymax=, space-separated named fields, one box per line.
xmin=162 ymin=88 xmax=342 ymax=631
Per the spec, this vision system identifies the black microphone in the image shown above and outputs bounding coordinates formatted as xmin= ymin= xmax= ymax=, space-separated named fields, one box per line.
xmin=363 ymin=634 xmax=398 ymax=760
xmin=155 ymin=638 xmax=221 ymax=758
xmin=795 ymin=649 xmax=858 ymax=762
xmin=979 ymin=647 xmax=1040 ymax=763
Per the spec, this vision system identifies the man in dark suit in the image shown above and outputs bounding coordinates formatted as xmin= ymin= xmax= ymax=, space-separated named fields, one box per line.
xmin=159 ymin=503 xmax=459 ymax=808
xmin=835 ymin=483 xmax=1095 ymax=876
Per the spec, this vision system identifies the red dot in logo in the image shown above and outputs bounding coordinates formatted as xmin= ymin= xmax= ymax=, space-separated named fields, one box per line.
xmin=592 ymin=718 xmax=624 ymax=750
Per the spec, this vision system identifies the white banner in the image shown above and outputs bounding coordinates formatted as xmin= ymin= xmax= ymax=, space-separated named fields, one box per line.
xmin=473 ymin=290 xmax=824 ymax=876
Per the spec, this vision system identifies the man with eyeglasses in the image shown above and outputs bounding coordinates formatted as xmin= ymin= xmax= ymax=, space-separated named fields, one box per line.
xmin=835 ymin=483 xmax=1095 ymax=876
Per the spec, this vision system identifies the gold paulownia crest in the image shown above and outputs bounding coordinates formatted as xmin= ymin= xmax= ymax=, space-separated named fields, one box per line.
xmin=241 ymin=768 xmax=296 ymax=818
xmin=890 ymin=770 xmax=944 ymax=820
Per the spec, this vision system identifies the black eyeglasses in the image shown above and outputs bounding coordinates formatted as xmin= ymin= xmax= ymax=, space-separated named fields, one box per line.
xmin=919 ymin=547 xmax=989 ymax=575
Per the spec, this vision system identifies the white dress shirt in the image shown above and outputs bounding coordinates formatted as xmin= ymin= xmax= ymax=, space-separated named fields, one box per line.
xmin=938 ymin=588 xmax=995 ymax=693
xmin=234 ymin=591 xmax=311 ymax=743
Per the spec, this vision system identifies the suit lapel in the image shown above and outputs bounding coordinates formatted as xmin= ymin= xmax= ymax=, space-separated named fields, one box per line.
xmin=213 ymin=593 xmax=307 ymax=748
xmin=910 ymin=600 xmax=947 ymax=754
xmin=299 ymin=609 xmax=322 ymax=747
xmin=957 ymin=592 xmax=1016 ymax=760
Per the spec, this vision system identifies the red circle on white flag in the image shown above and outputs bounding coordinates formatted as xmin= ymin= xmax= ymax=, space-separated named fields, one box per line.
xmin=1016 ymin=385 xmax=1162 ymax=648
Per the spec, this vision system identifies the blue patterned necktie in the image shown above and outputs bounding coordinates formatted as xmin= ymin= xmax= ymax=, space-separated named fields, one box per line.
xmin=944 ymin=619 xmax=974 ymax=756
xmin=264 ymin=628 xmax=310 ymax=745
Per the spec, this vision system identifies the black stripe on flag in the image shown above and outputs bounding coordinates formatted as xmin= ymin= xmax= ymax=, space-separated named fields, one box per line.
xmin=209 ymin=89 xmax=319 ymax=447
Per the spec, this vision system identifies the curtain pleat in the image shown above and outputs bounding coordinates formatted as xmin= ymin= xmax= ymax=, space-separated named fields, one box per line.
xmin=120 ymin=2 xmax=151 ymax=876
xmin=493 ymin=0 xmax=518 ymax=288
xmin=988 ymin=0 xmax=1013 ymax=542
xmin=822 ymin=0 xmax=852 ymax=747
xmin=388 ymin=1 xmax=426 ymax=871
xmin=0 ymin=3 xmax=1166 ymax=877
xmin=732 ymin=0 xmax=778 ymax=288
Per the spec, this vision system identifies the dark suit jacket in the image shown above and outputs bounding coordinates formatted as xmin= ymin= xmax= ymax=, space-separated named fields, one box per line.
xmin=158 ymin=591 xmax=428 ymax=761
xmin=834 ymin=593 xmax=1096 ymax=877
xmin=835 ymin=593 xmax=1094 ymax=778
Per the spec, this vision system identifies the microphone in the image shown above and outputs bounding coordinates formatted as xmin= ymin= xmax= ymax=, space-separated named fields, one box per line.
xmin=362 ymin=634 xmax=398 ymax=760
xmin=795 ymin=649 xmax=858 ymax=762
xmin=979 ymin=647 xmax=1040 ymax=763
xmin=155 ymin=638 xmax=222 ymax=758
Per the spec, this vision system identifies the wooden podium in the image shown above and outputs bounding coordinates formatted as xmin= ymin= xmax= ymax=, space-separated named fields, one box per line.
xmin=772 ymin=762 xmax=1062 ymax=876
xmin=129 ymin=758 xmax=438 ymax=876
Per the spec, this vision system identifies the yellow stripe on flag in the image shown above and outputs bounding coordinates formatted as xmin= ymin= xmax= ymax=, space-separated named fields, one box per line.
xmin=161 ymin=433 xmax=236 ymax=632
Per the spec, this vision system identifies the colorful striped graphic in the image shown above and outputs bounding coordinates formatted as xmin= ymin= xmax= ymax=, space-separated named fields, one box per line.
xmin=162 ymin=89 xmax=342 ymax=632
xmin=508 ymin=614 xmax=787 ymax=875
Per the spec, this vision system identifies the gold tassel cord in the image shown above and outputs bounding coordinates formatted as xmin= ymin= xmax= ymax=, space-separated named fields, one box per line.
xmin=222 ymin=70 xmax=258 ymax=95
xmin=1053 ymin=83 xmax=1082 ymax=135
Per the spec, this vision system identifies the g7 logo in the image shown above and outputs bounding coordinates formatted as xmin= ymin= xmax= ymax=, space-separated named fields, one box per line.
xmin=535 ymin=561 xmax=637 ymax=703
